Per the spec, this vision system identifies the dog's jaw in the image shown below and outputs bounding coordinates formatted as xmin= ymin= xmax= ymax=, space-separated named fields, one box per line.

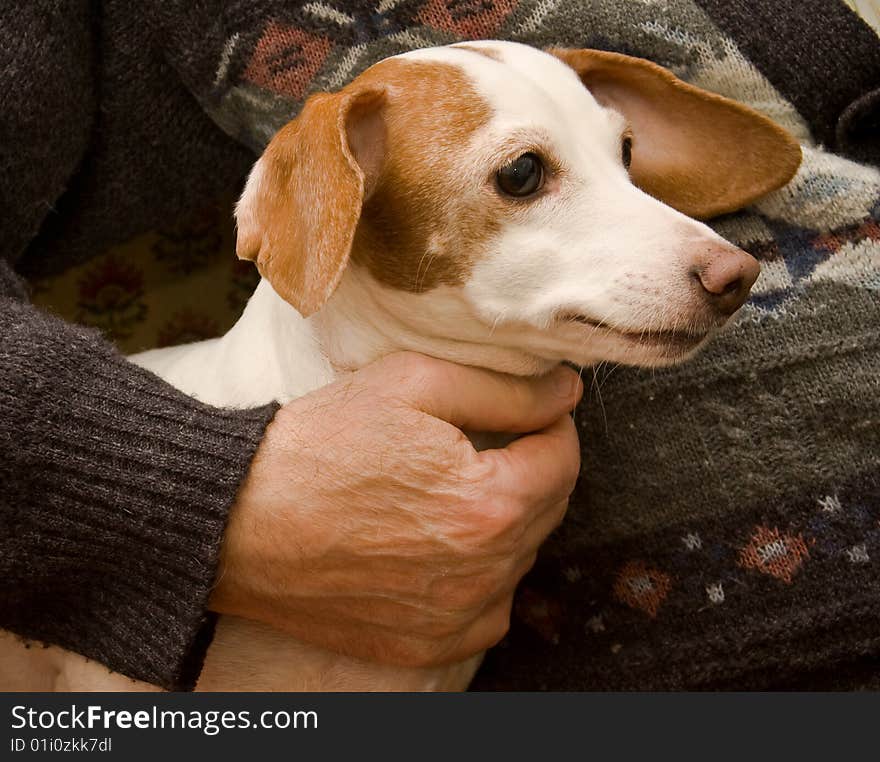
xmin=311 ymin=265 xmax=558 ymax=377
xmin=309 ymin=263 xmax=718 ymax=378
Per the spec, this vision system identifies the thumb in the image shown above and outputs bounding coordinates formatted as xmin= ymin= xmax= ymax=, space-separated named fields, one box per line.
xmin=378 ymin=353 xmax=583 ymax=433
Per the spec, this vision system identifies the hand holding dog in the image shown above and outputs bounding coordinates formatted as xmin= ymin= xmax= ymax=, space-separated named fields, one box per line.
xmin=210 ymin=352 xmax=582 ymax=667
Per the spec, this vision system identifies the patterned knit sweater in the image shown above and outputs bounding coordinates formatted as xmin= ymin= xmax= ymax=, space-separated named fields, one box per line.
xmin=2 ymin=0 xmax=878 ymax=690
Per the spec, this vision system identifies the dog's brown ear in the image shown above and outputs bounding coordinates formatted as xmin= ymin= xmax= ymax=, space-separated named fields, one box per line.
xmin=548 ymin=48 xmax=801 ymax=218
xmin=236 ymin=86 xmax=387 ymax=315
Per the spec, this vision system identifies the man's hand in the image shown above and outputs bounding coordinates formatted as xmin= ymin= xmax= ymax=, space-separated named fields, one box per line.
xmin=209 ymin=352 xmax=582 ymax=667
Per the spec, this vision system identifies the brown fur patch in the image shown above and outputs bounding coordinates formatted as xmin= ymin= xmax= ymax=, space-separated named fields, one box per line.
xmin=348 ymin=59 xmax=497 ymax=292
xmin=549 ymin=48 xmax=801 ymax=219
xmin=236 ymin=91 xmax=370 ymax=315
xmin=237 ymin=57 xmax=499 ymax=310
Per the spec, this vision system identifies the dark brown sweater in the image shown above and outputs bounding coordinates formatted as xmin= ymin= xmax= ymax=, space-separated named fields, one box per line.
xmin=0 ymin=2 xmax=277 ymax=691
xmin=0 ymin=262 xmax=277 ymax=689
xmin=2 ymin=0 xmax=878 ymax=693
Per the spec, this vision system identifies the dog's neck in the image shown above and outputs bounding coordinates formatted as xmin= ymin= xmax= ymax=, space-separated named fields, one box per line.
xmin=233 ymin=268 xmax=554 ymax=401
xmin=314 ymin=266 xmax=555 ymax=376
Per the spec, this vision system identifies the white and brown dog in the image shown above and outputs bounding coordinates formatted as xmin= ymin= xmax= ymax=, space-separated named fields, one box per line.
xmin=0 ymin=41 xmax=800 ymax=691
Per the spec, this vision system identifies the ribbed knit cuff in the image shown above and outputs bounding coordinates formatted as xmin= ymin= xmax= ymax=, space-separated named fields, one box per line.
xmin=0 ymin=295 xmax=279 ymax=690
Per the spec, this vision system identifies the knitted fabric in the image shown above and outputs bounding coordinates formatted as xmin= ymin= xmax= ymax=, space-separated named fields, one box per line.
xmin=2 ymin=1 xmax=878 ymax=690
xmin=0 ymin=2 xmax=279 ymax=690
xmin=138 ymin=0 xmax=876 ymax=688
xmin=0 ymin=1 xmax=94 ymax=266
xmin=197 ymin=0 xmax=880 ymax=690
xmin=695 ymin=0 xmax=880 ymax=166
xmin=4 ymin=1 xmax=255 ymax=278
xmin=0 ymin=260 xmax=279 ymax=690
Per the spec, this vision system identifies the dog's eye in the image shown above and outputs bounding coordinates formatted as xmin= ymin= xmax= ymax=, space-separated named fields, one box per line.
xmin=621 ymin=135 xmax=633 ymax=170
xmin=496 ymin=153 xmax=544 ymax=197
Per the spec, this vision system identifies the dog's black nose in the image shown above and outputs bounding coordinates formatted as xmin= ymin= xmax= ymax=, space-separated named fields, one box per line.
xmin=692 ymin=246 xmax=761 ymax=316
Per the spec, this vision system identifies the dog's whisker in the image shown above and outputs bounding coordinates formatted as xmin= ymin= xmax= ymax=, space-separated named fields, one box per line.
xmin=413 ymin=248 xmax=440 ymax=292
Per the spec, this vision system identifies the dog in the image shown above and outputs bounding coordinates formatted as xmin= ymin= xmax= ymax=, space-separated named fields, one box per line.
xmin=0 ymin=40 xmax=800 ymax=691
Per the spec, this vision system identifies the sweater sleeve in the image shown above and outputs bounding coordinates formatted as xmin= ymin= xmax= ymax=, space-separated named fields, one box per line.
xmin=0 ymin=261 xmax=279 ymax=690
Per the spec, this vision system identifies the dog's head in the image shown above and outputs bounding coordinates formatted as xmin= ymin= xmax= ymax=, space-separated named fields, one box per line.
xmin=236 ymin=41 xmax=800 ymax=371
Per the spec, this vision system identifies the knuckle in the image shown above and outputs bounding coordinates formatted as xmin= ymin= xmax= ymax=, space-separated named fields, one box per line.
xmin=439 ymin=577 xmax=490 ymax=612
xmin=554 ymin=499 xmax=570 ymax=527
xmin=508 ymin=552 xmax=537 ymax=585
xmin=435 ymin=565 xmax=508 ymax=612
xmin=427 ymin=615 xmax=469 ymax=640
xmin=482 ymin=608 xmax=513 ymax=649
xmin=457 ymin=453 xmax=500 ymax=493
xmin=492 ymin=618 xmax=512 ymax=645
xmin=471 ymin=569 xmax=507 ymax=603
xmin=479 ymin=496 xmax=523 ymax=544
xmin=523 ymin=551 xmax=540 ymax=575
xmin=435 ymin=583 xmax=471 ymax=612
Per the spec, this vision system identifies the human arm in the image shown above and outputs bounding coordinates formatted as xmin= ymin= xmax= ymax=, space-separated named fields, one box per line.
xmin=211 ymin=353 xmax=583 ymax=666
xmin=0 ymin=261 xmax=277 ymax=691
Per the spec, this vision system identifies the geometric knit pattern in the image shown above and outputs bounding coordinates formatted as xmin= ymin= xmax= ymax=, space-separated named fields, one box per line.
xmin=489 ymin=142 xmax=880 ymax=689
xmin=191 ymin=0 xmax=880 ymax=689
xmin=5 ymin=0 xmax=879 ymax=690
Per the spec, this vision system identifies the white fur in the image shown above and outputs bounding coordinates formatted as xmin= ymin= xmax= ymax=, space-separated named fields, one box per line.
xmin=1 ymin=41 xmax=755 ymax=692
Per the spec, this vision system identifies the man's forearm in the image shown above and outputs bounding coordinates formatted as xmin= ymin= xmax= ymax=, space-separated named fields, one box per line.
xmin=0 ymin=261 xmax=278 ymax=690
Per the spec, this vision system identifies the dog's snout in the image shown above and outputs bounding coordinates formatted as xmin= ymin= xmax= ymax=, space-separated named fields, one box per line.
xmin=691 ymin=247 xmax=760 ymax=316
